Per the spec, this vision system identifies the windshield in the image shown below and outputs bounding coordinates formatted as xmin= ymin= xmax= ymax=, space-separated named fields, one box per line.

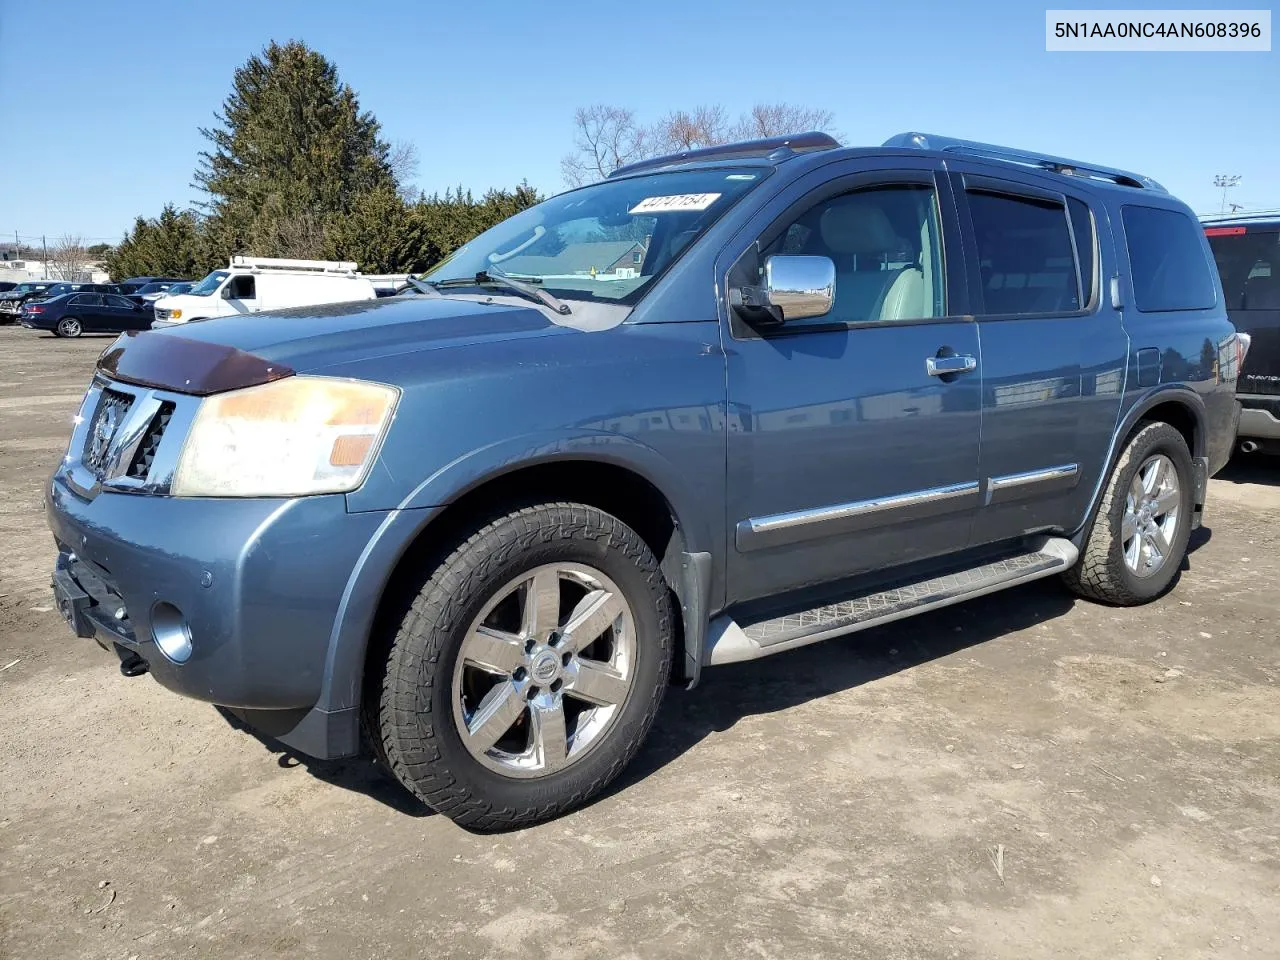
xmin=136 ymin=282 xmax=169 ymax=295
xmin=46 ymin=284 xmax=75 ymax=297
xmin=189 ymin=271 xmax=229 ymax=296
xmin=15 ymin=283 xmax=46 ymax=293
xmin=422 ymin=168 xmax=767 ymax=305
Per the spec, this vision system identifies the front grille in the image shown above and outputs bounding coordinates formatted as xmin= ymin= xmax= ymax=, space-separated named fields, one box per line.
xmin=153 ymin=307 xmax=170 ymax=321
xmin=127 ymin=402 xmax=175 ymax=479
xmin=82 ymin=389 xmax=134 ymax=478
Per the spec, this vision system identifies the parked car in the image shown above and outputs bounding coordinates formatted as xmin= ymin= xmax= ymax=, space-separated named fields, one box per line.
xmin=151 ymin=257 xmax=378 ymax=327
xmin=114 ymin=276 xmax=183 ymax=295
xmin=126 ymin=280 xmax=190 ymax=305
xmin=0 ymin=281 xmax=17 ymax=293
xmin=29 ymin=282 xmax=120 ymax=303
xmin=1203 ymin=213 xmax=1280 ymax=453
xmin=20 ymin=291 xmax=152 ymax=337
xmin=0 ymin=280 xmax=57 ymax=321
xmin=46 ymin=132 xmax=1243 ymax=831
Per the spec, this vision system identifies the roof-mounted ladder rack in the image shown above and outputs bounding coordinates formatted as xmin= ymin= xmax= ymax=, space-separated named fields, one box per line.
xmin=608 ymin=131 xmax=841 ymax=179
xmin=883 ymin=132 xmax=1166 ymax=192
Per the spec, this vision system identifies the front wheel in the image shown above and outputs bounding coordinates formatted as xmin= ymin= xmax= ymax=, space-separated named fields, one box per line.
xmin=1062 ymin=421 xmax=1194 ymax=605
xmin=372 ymin=503 xmax=674 ymax=831
xmin=55 ymin=316 xmax=82 ymax=338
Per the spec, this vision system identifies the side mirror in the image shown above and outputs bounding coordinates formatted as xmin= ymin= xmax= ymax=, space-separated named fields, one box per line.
xmin=733 ymin=255 xmax=835 ymax=325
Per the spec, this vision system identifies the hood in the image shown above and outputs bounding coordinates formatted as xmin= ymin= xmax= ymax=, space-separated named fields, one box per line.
xmin=101 ymin=294 xmax=627 ymax=394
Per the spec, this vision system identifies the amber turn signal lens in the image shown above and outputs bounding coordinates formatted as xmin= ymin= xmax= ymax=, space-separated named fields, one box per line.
xmin=330 ymin=434 xmax=374 ymax=467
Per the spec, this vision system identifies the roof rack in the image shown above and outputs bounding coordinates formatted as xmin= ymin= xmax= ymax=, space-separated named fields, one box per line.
xmin=883 ymin=132 xmax=1165 ymax=192
xmin=608 ymin=131 xmax=840 ymax=179
xmin=230 ymin=255 xmax=359 ymax=274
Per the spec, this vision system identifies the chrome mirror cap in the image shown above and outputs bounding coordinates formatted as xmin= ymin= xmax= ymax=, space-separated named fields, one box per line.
xmin=763 ymin=255 xmax=835 ymax=321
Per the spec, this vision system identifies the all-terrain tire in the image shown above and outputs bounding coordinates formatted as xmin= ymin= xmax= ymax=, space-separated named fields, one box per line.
xmin=373 ymin=502 xmax=673 ymax=831
xmin=1062 ymin=421 xmax=1194 ymax=605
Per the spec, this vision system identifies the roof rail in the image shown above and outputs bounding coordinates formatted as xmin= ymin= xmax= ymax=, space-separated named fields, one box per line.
xmin=608 ymin=131 xmax=840 ymax=179
xmin=883 ymin=132 xmax=1166 ymax=192
xmin=1199 ymin=209 xmax=1280 ymax=223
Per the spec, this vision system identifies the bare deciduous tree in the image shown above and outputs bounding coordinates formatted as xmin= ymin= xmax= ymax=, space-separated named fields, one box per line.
xmin=562 ymin=102 xmax=840 ymax=186
xmin=46 ymin=234 xmax=89 ymax=281
xmin=560 ymin=105 xmax=648 ymax=187
xmin=388 ymin=140 xmax=421 ymax=200
xmin=649 ymin=105 xmax=730 ymax=154
xmin=730 ymin=103 xmax=838 ymax=141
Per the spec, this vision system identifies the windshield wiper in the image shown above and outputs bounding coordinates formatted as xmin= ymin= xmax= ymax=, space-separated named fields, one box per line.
xmin=435 ymin=269 xmax=571 ymax=316
xmin=404 ymin=276 xmax=442 ymax=297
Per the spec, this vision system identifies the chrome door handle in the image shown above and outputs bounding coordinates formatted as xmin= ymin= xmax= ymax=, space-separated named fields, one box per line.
xmin=926 ymin=355 xmax=977 ymax=377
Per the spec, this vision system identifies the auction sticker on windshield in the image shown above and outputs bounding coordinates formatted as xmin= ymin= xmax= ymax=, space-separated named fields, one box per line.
xmin=629 ymin=193 xmax=722 ymax=214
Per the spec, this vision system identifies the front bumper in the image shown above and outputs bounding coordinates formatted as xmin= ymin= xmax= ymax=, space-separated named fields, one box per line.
xmin=46 ymin=476 xmax=391 ymax=756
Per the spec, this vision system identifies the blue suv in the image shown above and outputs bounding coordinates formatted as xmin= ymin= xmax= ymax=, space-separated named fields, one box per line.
xmin=46 ymin=132 xmax=1244 ymax=830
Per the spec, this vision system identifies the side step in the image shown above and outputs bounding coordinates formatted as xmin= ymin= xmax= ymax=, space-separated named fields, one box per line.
xmin=704 ymin=536 xmax=1078 ymax=666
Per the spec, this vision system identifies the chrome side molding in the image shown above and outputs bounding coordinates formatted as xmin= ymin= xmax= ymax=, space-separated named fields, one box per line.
xmin=736 ymin=481 xmax=981 ymax=552
xmin=986 ymin=463 xmax=1079 ymax=505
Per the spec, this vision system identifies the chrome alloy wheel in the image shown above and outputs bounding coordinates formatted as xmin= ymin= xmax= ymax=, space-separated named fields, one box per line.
xmin=451 ymin=563 xmax=637 ymax=778
xmin=1122 ymin=453 xmax=1181 ymax=577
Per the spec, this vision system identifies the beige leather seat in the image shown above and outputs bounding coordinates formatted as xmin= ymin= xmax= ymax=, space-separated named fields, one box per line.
xmin=818 ymin=199 xmax=924 ymax=322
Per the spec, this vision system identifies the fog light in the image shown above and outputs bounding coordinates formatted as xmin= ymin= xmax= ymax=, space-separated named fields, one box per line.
xmin=151 ymin=602 xmax=192 ymax=663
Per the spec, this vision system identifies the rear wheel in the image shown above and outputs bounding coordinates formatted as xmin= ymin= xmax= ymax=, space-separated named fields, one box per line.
xmin=55 ymin=316 xmax=82 ymax=338
xmin=1062 ymin=421 xmax=1193 ymax=605
xmin=372 ymin=502 xmax=674 ymax=831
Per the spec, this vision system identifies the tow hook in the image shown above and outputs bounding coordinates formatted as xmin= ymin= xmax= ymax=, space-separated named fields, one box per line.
xmin=116 ymin=645 xmax=150 ymax=678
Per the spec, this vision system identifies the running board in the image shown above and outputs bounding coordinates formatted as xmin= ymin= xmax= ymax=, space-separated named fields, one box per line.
xmin=704 ymin=536 xmax=1078 ymax=666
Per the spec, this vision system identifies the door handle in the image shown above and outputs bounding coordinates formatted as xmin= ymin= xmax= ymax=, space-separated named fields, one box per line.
xmin=926 ymin=354 xmax=977 ymax=377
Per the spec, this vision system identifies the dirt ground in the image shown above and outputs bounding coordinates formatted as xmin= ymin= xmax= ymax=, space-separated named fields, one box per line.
xmin=1 ymin=325 xmax=1277 ymax=960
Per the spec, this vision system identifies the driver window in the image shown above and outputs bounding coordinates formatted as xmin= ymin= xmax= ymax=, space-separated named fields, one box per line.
xmin=764 ymin=184 xmax=945 ymax=326
xmin=227 ymin=275 xmax=256 ymax=299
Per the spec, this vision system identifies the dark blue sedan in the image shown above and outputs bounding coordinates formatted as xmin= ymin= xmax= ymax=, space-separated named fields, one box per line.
xmin=20 ymin=291 xmax=153 ymax=337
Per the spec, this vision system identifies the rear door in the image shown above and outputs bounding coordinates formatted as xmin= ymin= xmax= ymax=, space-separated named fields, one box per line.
xmin=69 ymin=293 xmax=106 ymax=328
xmin=949 ymin=168 xmax=1127 ymax=545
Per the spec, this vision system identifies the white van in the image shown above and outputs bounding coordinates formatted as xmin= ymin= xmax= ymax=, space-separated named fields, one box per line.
xmin=151 ymin=256 xmax=385 ymax=327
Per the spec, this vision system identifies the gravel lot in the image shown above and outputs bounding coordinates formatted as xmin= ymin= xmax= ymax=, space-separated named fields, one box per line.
xmin=1 ymin=325 xmax=1278 ymax=960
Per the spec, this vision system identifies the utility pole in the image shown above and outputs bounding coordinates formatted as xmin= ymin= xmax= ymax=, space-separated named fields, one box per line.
xmin=42 ymin=235 xmax=48 ymax=278
xmin=1214 ymin=174 xmax=1242 ymax=215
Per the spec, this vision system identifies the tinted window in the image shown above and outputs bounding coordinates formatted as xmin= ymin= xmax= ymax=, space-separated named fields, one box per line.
xmin=71 ymin=294 xmax=103 ymax=306
xmin=1123 ymin=206 xmax=1217 ymax=312
xmin=1207 ymin=228 xmax=1280 ymax=311
xmin=757 ymin=183 xmax=945 ymax=326
xmin=228 ymin=275 xmax=256 ymax=299
xmin=106 ymin=295 xmax=135 ymax=309
xmin=968 ymin=190 xmax=1079 ymax=315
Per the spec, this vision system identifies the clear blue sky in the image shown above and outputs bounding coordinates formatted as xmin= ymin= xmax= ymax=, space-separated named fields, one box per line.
xmin=0 ymin=0 xmax=1275 ymax=243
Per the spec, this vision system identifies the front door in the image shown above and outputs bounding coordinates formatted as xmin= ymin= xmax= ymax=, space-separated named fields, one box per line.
xmin=103 ymin=294 xmax=150 ymax=331
xmin=722 ymin=165 xmax=982 ymax=605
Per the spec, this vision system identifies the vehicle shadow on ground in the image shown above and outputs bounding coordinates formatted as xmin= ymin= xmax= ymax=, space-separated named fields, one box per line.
xmin=213 ymin=706 xmax=435 ymax=817
xmin=1216 ymin=455 xmax=1277 ymax=485
xmin=214 ymin=527 xmax=1212 ymax=820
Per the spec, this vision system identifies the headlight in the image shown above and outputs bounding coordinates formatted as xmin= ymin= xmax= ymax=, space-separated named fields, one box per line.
xmin=171 ymin=376 xmax=400 ymax=497
xmin=168 ymin=309 xmax=182 ymax=320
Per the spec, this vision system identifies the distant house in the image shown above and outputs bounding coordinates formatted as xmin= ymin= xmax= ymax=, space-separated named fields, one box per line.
xmin=504 ymin=240 xmax=648 ymax=280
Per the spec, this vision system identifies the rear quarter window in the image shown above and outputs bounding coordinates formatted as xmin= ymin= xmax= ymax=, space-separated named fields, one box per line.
xmin=1122 ymin=205 xmax=1217 ymax=312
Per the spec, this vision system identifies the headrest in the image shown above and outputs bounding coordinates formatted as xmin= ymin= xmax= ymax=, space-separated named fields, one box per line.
xmin=819 ymin=198 xmax=900 ymax=255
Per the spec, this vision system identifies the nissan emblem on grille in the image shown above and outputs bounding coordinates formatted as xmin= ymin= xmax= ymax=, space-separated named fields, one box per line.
xmin=84 ymin=393 xmax=131 ymax=477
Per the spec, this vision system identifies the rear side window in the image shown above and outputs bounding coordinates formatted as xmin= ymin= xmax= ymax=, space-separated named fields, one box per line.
xmin=1207 ymin=227 xmax=1280 ymax=311
xmin=1123 ymin=206 xmax=1217 ymax=312
xmin=968 ymin=190 xmax=1081 ymax=315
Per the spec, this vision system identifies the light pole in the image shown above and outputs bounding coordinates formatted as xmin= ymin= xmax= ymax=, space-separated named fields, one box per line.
xmin=1214 ymin=174 xmax=1242 ymax=215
